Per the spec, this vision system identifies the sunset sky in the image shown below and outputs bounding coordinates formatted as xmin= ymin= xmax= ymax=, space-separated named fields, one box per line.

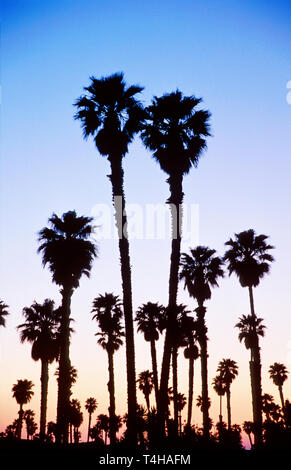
xmin=1 ymin=0 xmax=291 ymax=445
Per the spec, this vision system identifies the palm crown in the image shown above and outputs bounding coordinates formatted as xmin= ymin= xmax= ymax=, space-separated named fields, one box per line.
xmin=92 ymin=293 xmax=124 ymax=353
xmin=0 ymin=300 xmax=9 ymax=327
xmin=38 ymin=211 xmax=97 ymax=289
xmin=135 ymin=302 xmax=166 ymax=342
xmin=12 ymin=380 xmax=34 ymax=406
xmin=217 ymin=358 xmax=239 ymax=388
xmin=269 ymin=362 xmax=288 ymax=387
xmin=235 ymin=314 xmax=266 ymax=350
xmin=224 ymin=229 xmax=274 ymax=288
xmin=85 ymin=397 xmax=98 ymax=415
xmin=141 ymin=91 xmax=211 ymax=178
xmin=74 ymin=72 xmax=145 ymax=159
xmin=180 ymin=246 xmax=224 ymax=306
xmin=18 ymin=299 xmax=60 ymax=363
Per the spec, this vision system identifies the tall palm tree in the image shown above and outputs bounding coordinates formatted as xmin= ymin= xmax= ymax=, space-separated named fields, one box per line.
xmin=12 ymin=379 xmax=34 ymax=439
xmin=38 ymin=210 xmax=97 ymax=443
xmin=242 ymin=421 xmax=254 ymax=449
xmin=212 ymin=375 xmax=226 ymax=425
xmin=170 ymin=304 xmax=190 ymax=434
xmin=17 ymin=299 xmax=59 ymax=439
xmin=183 ymin=316 xmax=199 ymax=428
xmin=0 ymin=300 xmax=9 ymax=327
xmin=269 ymin=362 xmax=288 ymax=410
xmin=235 ymin=314 xmax=266 ymax=445
xmin=75 ymin=73 xmax=145 ymax=443
xmin=180 ymin=246 xmax=224 ymax=437
xmin=137 ymin=370 xmax=154 ymax=411
xmin=141 ymin=91 xmax=211 ymax=428
xmin=23 ymin=410 xmax=36 ymax=440
xmin=216 ymin=358 xmax=238 ymax=429
xmin=85 ymin=397 xmax=98 ymax=442
xmin=135 ymin=302 xmax=165 ymax=408
xmin=224 ymin=229 xmax=274 ymax=446
xmin=92 ymin=293 xmax=124 ymax=446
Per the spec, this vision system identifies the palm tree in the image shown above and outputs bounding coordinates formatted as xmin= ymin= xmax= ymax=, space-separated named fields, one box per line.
xmin=269 ymin=362 xmax=288 ymax=410
xmin=135 ymin=302 xmax=165 ymax=408
xmin=0 ymin=300 xmax=9 ymax=327
xmin=137 ymin=370 xmax=154 ymax=411
xmin=235 ymin=314 xmax=266 ymax=446
xmin=12 ymin=379 xmax=34 ymax=438
xmin=96 ymin=414 xmax=110 ymax=445
xmin=216 ymin=358 xmax=238 ymax=429
xmin=180 ymin=246 xmax=224 ymax=437
xmin=17 ymin=299 xmax=59 ymax=439
xmin=38 ymin=210 xmax=97 ymax=443
xmin=92 ymin=293 xmax=124 ymax=446
xmin=23 ymin=410 xmax=36 ymax=440
xmin=212 ymin=375 xmax=226 ymax=425
xmin=75 ymin=73 xmax=145 ymax=443
xmin=170 ymin=304 xmax=190 ymax=433
xmin=85 ymin=397 xmax=98 ymax=442
xmin=182 ymin=315 xmax=199 ymax=428
xmin=141 ymin=91 xmax=211 ymax=428
xmin=243 ymin=421 xmax=254 ymax=449
xmin=68 ymin=399 xmax=83 ymax=443
xmin=224 ymin=229 xmax=274 ymax=446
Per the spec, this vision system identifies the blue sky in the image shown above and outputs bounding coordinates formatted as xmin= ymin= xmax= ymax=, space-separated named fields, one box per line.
xmin=0 ymin=0 xmax=291 ymax=438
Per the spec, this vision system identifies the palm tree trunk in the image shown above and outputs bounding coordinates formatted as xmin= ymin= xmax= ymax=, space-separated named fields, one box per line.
xmin=159 ymin=174 xmax=183 ymax=430
xmin=150 ymin=339 xmax=159 ymax=409
xmin=109 ymin=156 xmax=136 ymax=444
xmin=279 ymin=384 xmax=285 ymax=411
xmin=187 ymin=356 xmax=194 ymax=428
xmin=248 ymin=432 xmax=253 ymax=449
xmin=87 ymin=413 xmax=92 ymax=442
xmin=172 ymin=344 xmax=179 ymax=435
xmin=145 ymin=394 xmax=150 ymax=411
xmin=107 ymin=349 xmax=116 ymax=446
xmin=18 ymin=404 xmax=23 ymax=439
xmin=226 ymin=387 xmax=231 ymax=430
xmin=56 ymin=284 xmax=73 ymax=444
xmin=197 ymin=312 xmax=210 ymax=439
xmin=248 ymin=286 xmax=255 ymax=317
xmin=250 ymin=344 xmax=263 ymax=447
xmin=219 ymin=395 xmax=222 ymax=423
xmin=40 ymin=359 xmax=49 ymax=440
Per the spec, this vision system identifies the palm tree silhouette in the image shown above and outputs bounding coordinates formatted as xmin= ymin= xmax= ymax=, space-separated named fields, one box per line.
xmin=242 ymin=421 xmax=254 ymax=449
xmin=224 ymin=229 xmax=274 ymax=446
xmin=0 ymin=300 xmax=9 ymax=327
xmin=212 ymin=375 xmax=227 ymax=426
xmin=75 ymin=73 xmax=145 ymax=443
xmin=17 ymin=299 xmax=59 ymax=439
xmin=85 ymin=397 xmax=98 ymax=442
xmin=137 ymin=370 xmax=154 ymax=411
xmin=235 ymin=313 xmax=266 ymax=445
xmin=12 ymin=379 xmax=34 ymax=439
xmin=170 ymin=304 xmax=190 ymax=434
xmin=38 ymin=210 xmax=97 ymax=443
xmin=135 ymin=302 xmax=165 ymax=408
xmin=216 ymin=358 xmax=238 ymax=429
xmin=92 ymin=293 xmax=124 ymax=446
xmin=269 ymin=362 xmax=288 ymax=410
xmin=180 ymin=246 xmax=224 ymax=437
xmin=141 ymin=91 xmax=211 ymax=428
xmin=23 ymin=409 xmax=37 ymax=440
xmin=68 ymin=398 xmax=83 ymax=443
xmin=96 ymin=413 xmax=110 ymax=445
xmin=183 ymin=317 xmax=199 ymax=428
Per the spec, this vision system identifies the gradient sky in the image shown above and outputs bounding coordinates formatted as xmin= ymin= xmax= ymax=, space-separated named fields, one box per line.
xmin=0 ymin=0 xmax=291 ymax=445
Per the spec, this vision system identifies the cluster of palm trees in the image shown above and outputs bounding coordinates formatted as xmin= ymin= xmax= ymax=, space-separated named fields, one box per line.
xmin=0 ymin=72 xmax=288 ymax=450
